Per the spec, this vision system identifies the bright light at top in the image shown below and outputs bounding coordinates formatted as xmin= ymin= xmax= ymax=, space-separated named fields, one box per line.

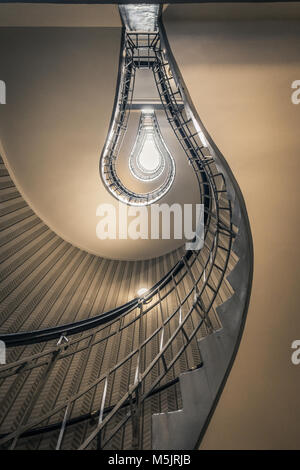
xmin=138 ymin=136 xmax=160 ymax=172
xmin=137 ymin=287 xmax=148 ymax=297
xmin=142 ymin=108 xmax=154 ymax=114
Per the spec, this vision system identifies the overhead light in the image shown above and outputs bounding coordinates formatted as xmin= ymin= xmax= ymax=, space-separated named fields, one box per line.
xmin=142 ymin=108 xmax=154 ymax=114
xmin=137 ymin=135 xmax=161 ymax=172
xmin=129 ymin=111 xmax=175 ymax=186
xmin=137 ymin=287 xmax=148 ymax=297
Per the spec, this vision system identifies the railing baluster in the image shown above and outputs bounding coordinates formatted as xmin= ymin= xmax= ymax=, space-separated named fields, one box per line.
xmin=96 ymin=376 xmax=108 ymax=450
xmin=9 ymin=349 xmax=60 ymax=450
xmin=0 ymin=25 xmax=240 ymax=452
xmin=159 ymin=328 xmax=164 ymax=352
xmin=56 ymin=404 xmax=70 ymax=450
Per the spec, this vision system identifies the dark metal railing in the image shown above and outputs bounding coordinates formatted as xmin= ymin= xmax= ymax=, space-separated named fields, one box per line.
xmin=0 ymin=7 xmax=253 ymax=450
xmin=100 ymin=32 xmax=180 ymax=206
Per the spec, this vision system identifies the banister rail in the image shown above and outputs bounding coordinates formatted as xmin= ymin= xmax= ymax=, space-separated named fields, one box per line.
xmin=0 ymin=4 xmax=253 ymax=451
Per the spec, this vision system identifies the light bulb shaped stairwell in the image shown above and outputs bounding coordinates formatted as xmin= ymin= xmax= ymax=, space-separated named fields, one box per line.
xmin=129 ymin=110 xmax=175 ymax=183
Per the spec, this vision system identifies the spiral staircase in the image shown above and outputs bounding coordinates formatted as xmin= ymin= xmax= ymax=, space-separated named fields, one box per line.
xmin=0 ymin=4 xmax=253 ymax=450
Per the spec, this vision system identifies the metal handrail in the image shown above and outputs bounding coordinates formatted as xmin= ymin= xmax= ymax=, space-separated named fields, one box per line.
xmin=0 ymin=250 xmax=193 ymax=347
xmin=0 ymin=7 xmax=253 ymax=450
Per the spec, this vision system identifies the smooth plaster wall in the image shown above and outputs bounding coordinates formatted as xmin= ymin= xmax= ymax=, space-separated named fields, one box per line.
xmin=165 ymin=8 xmax=300 ymax=449
xmin=0 ymin=4 xmax=122 ymax=27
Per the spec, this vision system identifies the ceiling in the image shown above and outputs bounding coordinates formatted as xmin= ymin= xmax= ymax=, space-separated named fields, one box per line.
xmin=164 ymin=2 xmax=300 ymax=22
xmin=1 ymin=2 xmax=300 ymax=27
xmin=0 ymin=3 xmax=121 ymax=27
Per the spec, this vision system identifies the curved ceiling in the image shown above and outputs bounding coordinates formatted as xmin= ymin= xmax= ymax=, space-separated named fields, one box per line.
xmin=0 ymin=4 xmax=122 ymax=27
xmin=0 ymin=26 xmax=199 ymax=260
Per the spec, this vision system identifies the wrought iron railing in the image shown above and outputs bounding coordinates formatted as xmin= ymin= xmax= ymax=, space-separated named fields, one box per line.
xmin=0 ymin=5 xmax=253 ymax=451
xmin=100 ymin=32 xmax=179 ymax=206
xmin=0 ymin=222 xmax=233 ymax=449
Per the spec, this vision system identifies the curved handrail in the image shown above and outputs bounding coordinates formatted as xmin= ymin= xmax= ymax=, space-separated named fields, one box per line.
xmin=0 ymin=5 xmax=253 ymax=451
xmin=0 ymin=250 xmax=193 ymax=347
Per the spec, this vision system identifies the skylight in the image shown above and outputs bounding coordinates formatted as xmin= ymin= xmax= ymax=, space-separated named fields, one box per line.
xmin=129 ymin=111 xmax=175 ymax=186
xmin=137 ymin=135 xmax=161 ymax=173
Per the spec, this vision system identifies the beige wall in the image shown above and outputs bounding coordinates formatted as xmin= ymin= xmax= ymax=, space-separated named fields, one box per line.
xmin=165 ymin=7 xmax=300 ymax=449
xmin=0 ymin=4 xmax=121 ymax=27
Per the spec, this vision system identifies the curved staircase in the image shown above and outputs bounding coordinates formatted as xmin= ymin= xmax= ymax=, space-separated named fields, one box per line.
xmin=0 ymin=4 xmax=253 ymax=450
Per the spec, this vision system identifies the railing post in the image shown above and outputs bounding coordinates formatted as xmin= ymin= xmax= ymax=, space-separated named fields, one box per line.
xmin=56 ymin=404 xmax=70 ymax=450
xmin=9 ymin=348 xmax=60 ymax=450
xmin=131 ymin=301 xmax=144 ymax=452
xmin=130 ymin=382 xmax=141 ymax=450
xmin=96 ymin=377 xmax=108 ymax=450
